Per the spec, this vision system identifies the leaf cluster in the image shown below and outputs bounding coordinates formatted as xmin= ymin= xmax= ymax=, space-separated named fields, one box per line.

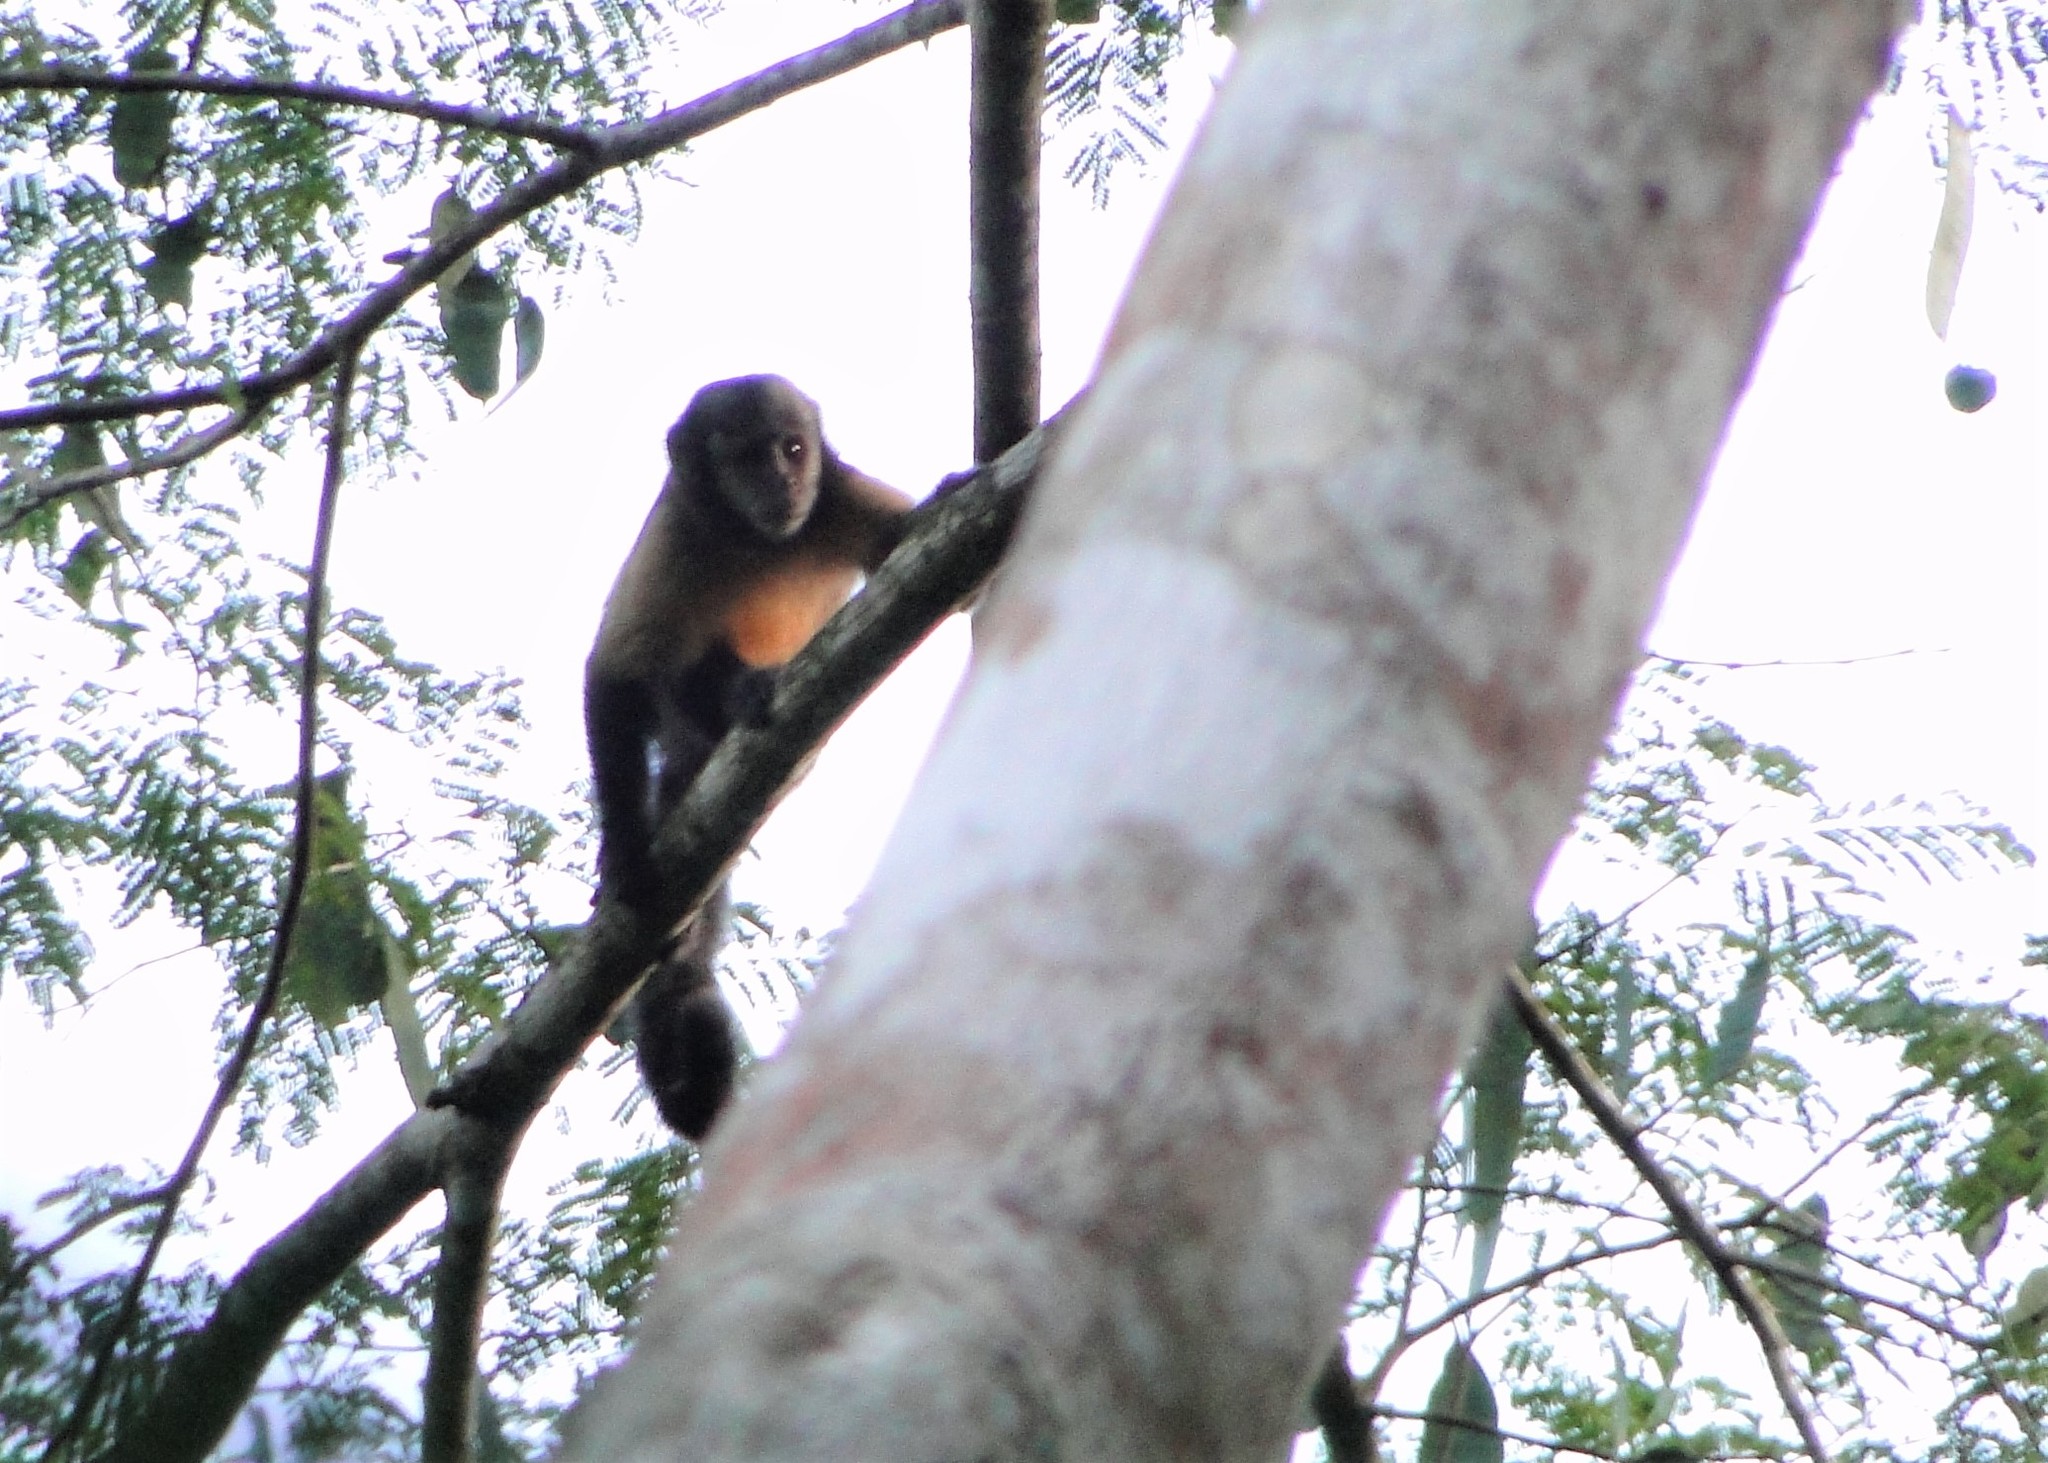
xmin=1048 ymin=0 xmax=1232 ymax=204
xmin=0 ymin=0 xmax=711 ymax=517
xmin=1913 ymin=4 xmax=2048 ymax=209
xmin=1337 ymin=664 xmax=2043 ymax=1463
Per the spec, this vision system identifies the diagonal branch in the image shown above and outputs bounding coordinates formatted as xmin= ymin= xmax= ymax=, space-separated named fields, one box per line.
xmin=0 ymin=66 xmax=598 ymax=150
xmin=966 ymin=0 xmax=1049 ymax=461
xmin=51 ymin=351 xmax=361 ymax=1463
xmin=0 ymin=0 xmax=969 ymax=508
xmin=93 ymin=1113 xmax=450 ymax=1463
xmin=86 ymin=407 xmax=1060 ymax=1463
xmin=0 ymin=404 xmax=259 ymax=539
xmin=16 ymin=1185 xmax=175 ymax=1273
xmin=1355 ymin=1231 xmax=1683 ymax=1405
xmin=1506 ymin=965 xmax=1832 ymax=1463
xmin=1367 ymin=1405 xmax=1626 ymax=1461
xmin=1400 ymin=1233 xmax=1680 ymax=1351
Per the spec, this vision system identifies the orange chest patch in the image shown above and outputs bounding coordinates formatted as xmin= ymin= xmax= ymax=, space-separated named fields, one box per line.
xmin=722 ymin=564 xmax=862 ymax=667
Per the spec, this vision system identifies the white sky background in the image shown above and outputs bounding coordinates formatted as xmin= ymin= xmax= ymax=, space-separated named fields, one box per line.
xmin=0 ymin=0 xmax=2043 ymax=1434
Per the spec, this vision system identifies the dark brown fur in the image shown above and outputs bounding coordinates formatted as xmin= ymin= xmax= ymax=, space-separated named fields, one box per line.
xmin=586 ymin=375 xmax=912 ymax=1139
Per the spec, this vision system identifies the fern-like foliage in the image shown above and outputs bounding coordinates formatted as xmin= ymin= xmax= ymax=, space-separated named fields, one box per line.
xmin=1913 ymin=3 xmax=2048 ymax=208
xmin=1048 ymin=0 xmax=1227 ymax=205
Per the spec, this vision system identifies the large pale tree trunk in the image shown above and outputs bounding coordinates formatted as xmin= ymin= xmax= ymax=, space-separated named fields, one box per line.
xmin=563 ymin=1 xmax=1902 ymax=1457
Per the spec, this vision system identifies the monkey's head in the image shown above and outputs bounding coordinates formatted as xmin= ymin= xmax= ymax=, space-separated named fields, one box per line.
xmin=669 ymin=375 xmax=826 ymax=542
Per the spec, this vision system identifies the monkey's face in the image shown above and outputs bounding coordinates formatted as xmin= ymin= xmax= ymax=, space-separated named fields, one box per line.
xmin=675 ymin=376 xmax=826 ymax=542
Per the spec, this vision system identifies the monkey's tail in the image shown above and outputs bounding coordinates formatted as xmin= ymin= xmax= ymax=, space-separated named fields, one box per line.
xmin=629 ymin=880 xmax=741 ymax=1142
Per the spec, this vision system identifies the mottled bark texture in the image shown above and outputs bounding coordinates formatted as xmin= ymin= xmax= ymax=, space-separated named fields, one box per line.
xmin=563 ymin=2 xmax=1903 ymax=1459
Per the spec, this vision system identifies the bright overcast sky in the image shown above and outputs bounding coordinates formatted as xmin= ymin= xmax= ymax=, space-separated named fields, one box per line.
xmin=1 ymin=2 xmax=2041 ymax=1312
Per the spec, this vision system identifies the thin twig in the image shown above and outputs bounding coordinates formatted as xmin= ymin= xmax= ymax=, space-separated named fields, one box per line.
xmin=44 ymin=353 xmax=360 ymax=1463
xmin=1415 ymin=1176 xmax=1668 ymax=1227
xmin=1367 ymin=1404 xmax=1625 ymax=1460
xmin=1390 ymin=1143 xmax=1436 ymax=1341
xmin=185 ymin=0 xmax=219 ymax=71
xmin=0 ymin=406 xmax=259 ymax=538
xmin=1732 ymin=1081 xmax=1936 ymax=1223
xmin=20 ymin=1185 xmax=176 ymax=1270
xmin=1506 ymin=965 xmax=1832 ymax=1462
xmin=1397 ymin=1234 xmax=1680 ymax=1363
xmin=1736 ymin=1249 xmax=1989 ymax=1349
xmin=1645 ymin=647 xmax=1946 ymax=670
xmin=0 ymin=66 xmax=597 ymax=151
xmin=0 ymin=0 xmax=967 ymax=445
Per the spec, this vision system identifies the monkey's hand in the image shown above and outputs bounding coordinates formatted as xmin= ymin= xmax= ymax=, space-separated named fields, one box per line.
xmin=722 ymin=665 xmax=780 ymax=729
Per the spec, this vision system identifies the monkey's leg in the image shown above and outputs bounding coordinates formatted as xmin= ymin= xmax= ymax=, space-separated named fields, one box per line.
xmin=629 ymin=880 xmax=742 ymax=1141
xmin=721 ymin=666 xmax=780 ymax=728
xmin=586 ymin=675 xmax=662 ymax=907
xmin=669 ymin=639 xmax=779 ymax=734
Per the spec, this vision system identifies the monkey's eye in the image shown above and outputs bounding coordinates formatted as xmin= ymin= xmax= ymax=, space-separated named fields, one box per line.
xmin=780 ymin=437 xmax=805 ymax=462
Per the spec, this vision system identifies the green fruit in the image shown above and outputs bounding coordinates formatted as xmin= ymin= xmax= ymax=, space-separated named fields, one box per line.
xmin=109 ymin=47 xmax=177 ymax=188
xmin=1944 ymin=364 xmax=1997 ymax=413
xmin=439 ymin=267 xmax=511 ymax=399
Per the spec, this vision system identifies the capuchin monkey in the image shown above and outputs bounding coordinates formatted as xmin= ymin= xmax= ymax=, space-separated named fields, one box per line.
xmin=585 ymin=374 xmax=914 ymax=1140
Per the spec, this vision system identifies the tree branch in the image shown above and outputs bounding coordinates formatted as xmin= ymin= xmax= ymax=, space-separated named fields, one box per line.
xmin=0 ymin=404 xmax=260 ymax=539
xmin=1358 ymin=1232 xmax=1681 ymax=1403
xmin=966 ymin=0 xmax=1048 ymax=461
xmin=94 ymin=1113 xmax=451 ymax=1463
xmin=0 ymin=66 xmax=597 ymax=151
xmin=566 ymin=4 xmax=1899 ymax=1448
xmin=86 ymin=409 xmax=1056 ymax=1463
xmin=17 ymin=1185 xmax=175 ymax=1271
xmin=1643 ymin=647 xmax=1943 ymax=671
xmin=1738 ymin=1249 xmax=1989 ymax=1349
xmin=1367 ymin=1404 xmax=1625 ymax=1461
xmin=1506 ymin=966 xmax=1832 ymax=1462
xmin=420 ymin=1144 xmax=515 ymax=1463
xmin=52 ymin=351 xmax=361 ymax=1463
xmin=0 ymin=0 xmax=969 ymax=493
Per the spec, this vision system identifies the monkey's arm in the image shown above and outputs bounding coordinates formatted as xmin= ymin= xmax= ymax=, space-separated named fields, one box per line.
xmin=584 ymin=670 xmax=660 ymax=906
xmin=831 ymin=463 xmax=918 ymax=573
xmin=664 ymin=639 xmax=770 ymax=753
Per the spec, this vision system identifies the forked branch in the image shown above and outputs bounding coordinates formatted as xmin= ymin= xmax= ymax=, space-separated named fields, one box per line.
xmin=85 ymin=410 xmax=1058 ymax=1463
xmin=0 ymin=0 xmax=969 ymax=526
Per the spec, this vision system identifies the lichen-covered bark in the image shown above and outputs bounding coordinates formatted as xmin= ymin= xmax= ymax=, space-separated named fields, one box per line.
xmin=564 ymin=3 xmax=1905 ymax=1459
